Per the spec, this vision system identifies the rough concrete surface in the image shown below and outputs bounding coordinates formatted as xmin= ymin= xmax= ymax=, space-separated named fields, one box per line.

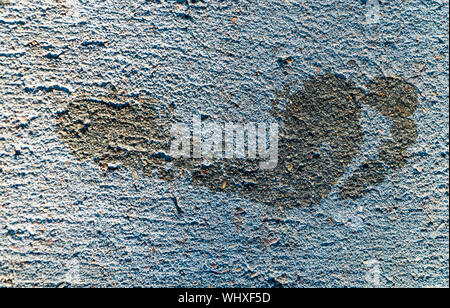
xmin=0 ymin=0 xmax=449 ymax=287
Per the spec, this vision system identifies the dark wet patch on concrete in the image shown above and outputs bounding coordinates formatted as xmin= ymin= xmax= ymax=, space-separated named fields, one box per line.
xmin=56 ymin=75 xmax=419 ymax=207
xmin=0 ymin=0 xmax=11 ymax=7
xmin=365 ymin=77 xmax=418 ymax=119
xmin=338 ymin=77 xmax=419 ymax=199
xmin=188 ymin=74 xmax=365 ymax=207
xmin=56 ymin=90 xmax=175 ymax=178
xmin=340 ymin=159 xmax=388 ymax=200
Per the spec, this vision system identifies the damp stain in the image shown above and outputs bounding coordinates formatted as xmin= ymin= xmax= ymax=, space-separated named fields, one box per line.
xmin=340 ymin=159 xmax=388 ymax=200
xmin=189 ymin=74 xmax=365 ymax=207
xmin=56 ymin=74 xmax=419 ymax=207
xmin=56 ymin=90 xmax=175 ymax=177
xmin=339 ymin=77 xmax=418 ymax=200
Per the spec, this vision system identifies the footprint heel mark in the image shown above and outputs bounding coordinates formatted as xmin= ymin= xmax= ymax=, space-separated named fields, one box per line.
xmin=339 ymin=77 xmax=419 ymax=200
xmin=56 ymin=89 xmax=175 ymax=177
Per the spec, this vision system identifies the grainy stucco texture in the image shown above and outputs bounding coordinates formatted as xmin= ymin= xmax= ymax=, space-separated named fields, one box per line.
xmin=0 ymin=0 xmax=449 ymax=288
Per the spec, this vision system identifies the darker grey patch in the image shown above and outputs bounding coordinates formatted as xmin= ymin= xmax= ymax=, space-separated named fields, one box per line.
xmin=56 ymin=75 xmax=419 ymax=207
xmin=339 ymin=77 xmax=419 ymax=197
xmin=56 ymin=90 xmax=175 ymax=178
xmin=187 ymin=74 xmax=365 ymax=207
xmin=340 ymin=160 xmax=387 ymax=200
xmin=378 ymin=117 xmax=418 ymax=170
xmin=390 ymin=118 xmax=418 ymax=147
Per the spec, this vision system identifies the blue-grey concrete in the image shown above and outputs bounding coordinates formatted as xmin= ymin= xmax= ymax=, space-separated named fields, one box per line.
xmin=0 ymin=0 xmax=448 ymax=287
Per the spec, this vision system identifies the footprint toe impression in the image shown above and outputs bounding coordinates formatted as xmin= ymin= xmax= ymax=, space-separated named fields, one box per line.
xmin=339 ymin=77 xmax=419 ymax=200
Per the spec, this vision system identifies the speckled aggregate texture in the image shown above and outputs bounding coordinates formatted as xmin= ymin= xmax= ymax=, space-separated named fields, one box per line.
xmin=1 ymin=0 xmax=449 ymax=288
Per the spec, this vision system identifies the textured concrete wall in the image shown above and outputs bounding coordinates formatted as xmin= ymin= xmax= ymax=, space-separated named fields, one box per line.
xmin=0 ymin=0 xmax=448 ymax=287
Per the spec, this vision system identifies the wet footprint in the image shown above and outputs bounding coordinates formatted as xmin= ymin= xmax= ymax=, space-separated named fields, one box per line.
xmin=340 ymin=159 xmax=388 ymax=200
xmin=189 ymin=74 xmax=365 ymax=207
xmin=338 ymin=77 xmax=419 ymax=200
xmin=56 ymin=75 xmax=419 ymax=207
xmin=56 ymin=89 xmax=175 ymax=177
